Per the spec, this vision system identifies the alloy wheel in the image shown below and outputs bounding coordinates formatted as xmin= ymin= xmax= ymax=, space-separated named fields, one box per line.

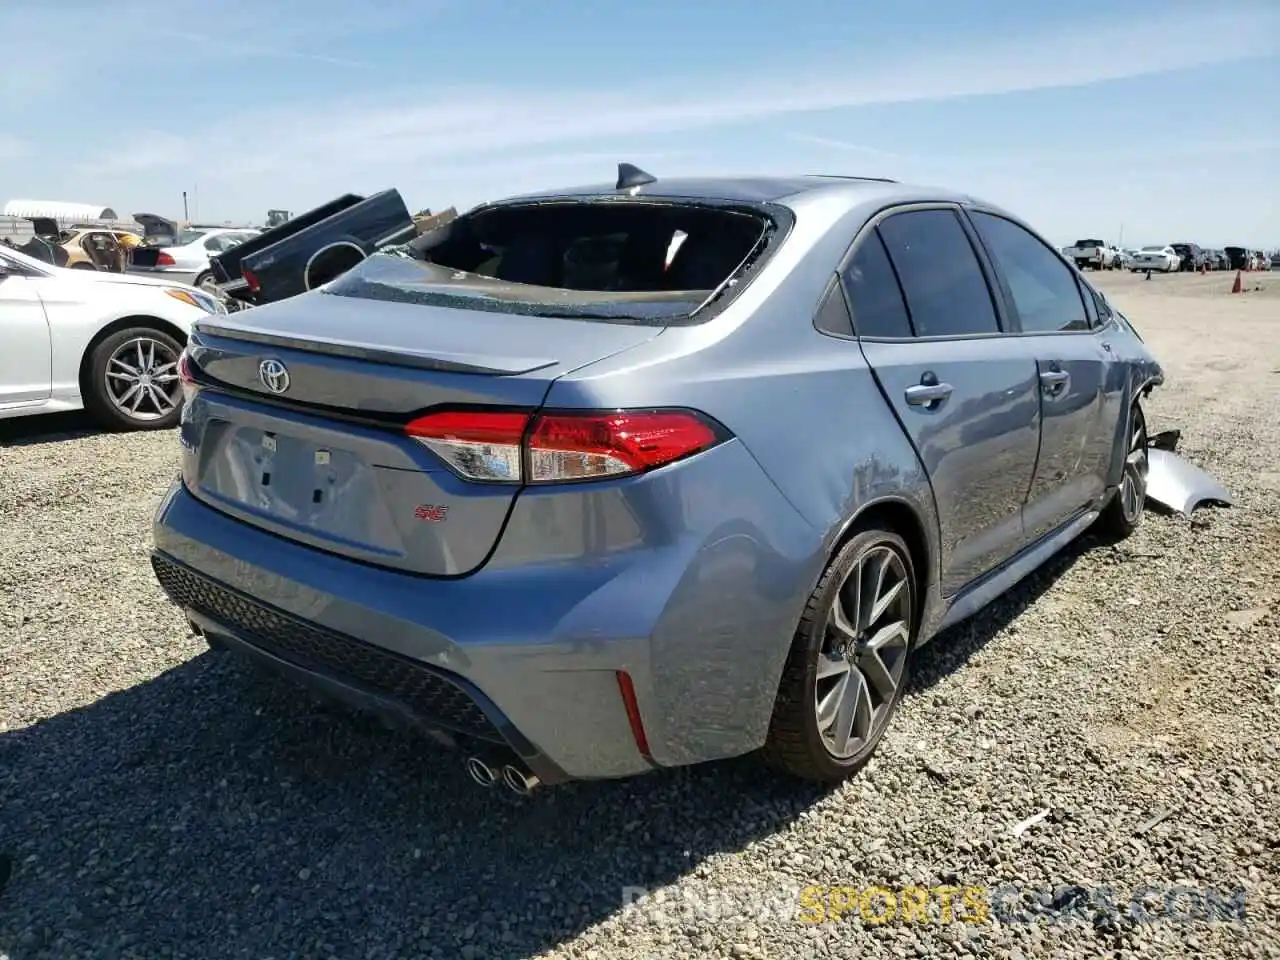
xmin=815 ymin=544 xmax=912 ymax=759
xmin=105 ymin=336 xmax=182 ymax=421
xmin=1120 ymin=406 xmax=1149 ymax=523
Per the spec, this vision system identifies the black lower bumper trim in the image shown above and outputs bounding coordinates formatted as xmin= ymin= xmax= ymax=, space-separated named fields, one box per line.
xmin=151 ymin=550 xmax=570 ymax=785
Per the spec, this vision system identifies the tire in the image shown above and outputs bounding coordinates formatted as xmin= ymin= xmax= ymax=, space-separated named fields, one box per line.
xmin=83 ymin=325 xmax=185 ymax=432
xmin=1096 ymin=400 xmax=1148 ymax=540
xmin=763 ymin=527 xmax=917 ymax=783
xmin=194 ymin=271 xmax=219 ymax=293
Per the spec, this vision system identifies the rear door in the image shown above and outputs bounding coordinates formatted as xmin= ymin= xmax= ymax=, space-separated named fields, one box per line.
xmin=847 ymin=206 xmax=1042 ymax=597
xmin=965 ymin=210 xmax=1117 ymax=543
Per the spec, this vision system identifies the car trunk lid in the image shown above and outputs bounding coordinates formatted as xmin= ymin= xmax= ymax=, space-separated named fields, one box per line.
xmin=182 ymin=275 xmax=667 ymax=576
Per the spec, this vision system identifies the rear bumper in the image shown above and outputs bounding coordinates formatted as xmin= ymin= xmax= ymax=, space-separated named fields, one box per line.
xmin=154 ymin=551 xmax=575 ymax=785
xmin=150 ymin=444 xmax=820 ymax=780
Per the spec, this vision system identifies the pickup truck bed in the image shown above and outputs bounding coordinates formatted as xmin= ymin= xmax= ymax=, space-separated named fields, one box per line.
xmin=211 ymin=189 xmax=416 ymax=306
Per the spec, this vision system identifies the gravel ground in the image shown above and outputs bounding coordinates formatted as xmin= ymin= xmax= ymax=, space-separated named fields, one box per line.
xmin=1 ymin=270 xmax=1277 ymax=959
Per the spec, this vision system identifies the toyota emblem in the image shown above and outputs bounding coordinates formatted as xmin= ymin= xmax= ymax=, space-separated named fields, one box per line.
xmin=258 ymin=359 xmax=290 ymax=394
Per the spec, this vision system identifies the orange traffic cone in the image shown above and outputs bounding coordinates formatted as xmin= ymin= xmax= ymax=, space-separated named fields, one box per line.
xmin=1230 ymin=270 xmax=1243 ymax=294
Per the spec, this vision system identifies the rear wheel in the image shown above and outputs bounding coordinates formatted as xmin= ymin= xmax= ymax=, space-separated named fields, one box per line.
xmin=1097 ymin=401 xmax=1148 ymax=540
xmin=764 ymin=528 xmax=916 ymax=783
xmin=194 ymin=271 xmax=219 ymax=294
xmin=83 ymin=326 xmax=185 ymax=431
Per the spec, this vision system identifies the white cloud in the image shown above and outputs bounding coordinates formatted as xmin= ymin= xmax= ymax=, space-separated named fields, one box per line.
xmin=4 ymin=4 xmax=1277 ymax=222
xmin=0 ymin=0 xmax=440 ymax=101
xmin=94 ymin=9 xmax=1278 ymax=185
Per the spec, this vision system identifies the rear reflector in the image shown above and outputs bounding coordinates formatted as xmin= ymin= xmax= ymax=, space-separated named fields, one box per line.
xmin=404 ymin=408 xmax=726 ymax=484
xmin=616 ymin=670 xmax=652 ymax=759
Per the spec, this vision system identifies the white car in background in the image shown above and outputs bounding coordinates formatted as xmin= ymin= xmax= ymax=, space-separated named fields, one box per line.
xmin=1129 ymin=245 xmax=1180 ymax=273
xmin=0 ymin=243 xmax=223 ymax=431
xmin=128 ymin=227 xmax=260 ymax=292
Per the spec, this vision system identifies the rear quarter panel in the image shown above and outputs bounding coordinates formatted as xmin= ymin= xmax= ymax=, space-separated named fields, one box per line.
xmin=529 ymin=193 xmax=943 ymax=762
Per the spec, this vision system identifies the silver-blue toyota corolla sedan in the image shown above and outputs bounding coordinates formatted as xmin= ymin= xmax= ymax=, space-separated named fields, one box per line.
xmin=151 ymin=167 xmax=1163 ymax=792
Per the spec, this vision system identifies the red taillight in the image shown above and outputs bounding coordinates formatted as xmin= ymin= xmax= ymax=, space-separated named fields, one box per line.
xmin=529 ymin=411 xmax=721 ymax=481
xmin=157 ymin=251 xmax=176 ymax=266
xmin=242 ymin=266 xmax=260 ymax=292
xmin=177 ymin=349 xmax=199 ymax=403
xmin=405 ymin=410 xmax=529 ymax=483
xmin=404 ymin=408 xmax=725 ymax=484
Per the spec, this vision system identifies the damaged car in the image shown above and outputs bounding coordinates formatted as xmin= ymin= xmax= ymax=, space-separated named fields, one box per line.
xmin=152 ymin=165 xmax=1179 ymax=791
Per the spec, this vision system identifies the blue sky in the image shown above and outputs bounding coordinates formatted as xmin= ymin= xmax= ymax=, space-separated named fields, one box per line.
xmin=1 ymin=0 xmax=1276 ymax=247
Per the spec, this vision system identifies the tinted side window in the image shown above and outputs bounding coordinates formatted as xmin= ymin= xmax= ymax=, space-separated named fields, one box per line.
xmin=813 ymin=278 xmax=854 ymax=337
xmin=1088 ymin=285 xmax=1114 ymax=325
xmin=840 ymin=231 xmax=913 ymax=338
xmin=971 ymin=212 xmax=1090 ymax=333
xmin=877 ymin=210 xmax=1000 ymax=337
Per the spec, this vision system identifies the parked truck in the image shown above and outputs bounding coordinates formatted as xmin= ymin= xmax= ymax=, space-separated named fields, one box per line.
xmin=210 ymin=189 xmax=423 ymax=307
xmin=1062 ymin=238 xmax=1120 ymax=271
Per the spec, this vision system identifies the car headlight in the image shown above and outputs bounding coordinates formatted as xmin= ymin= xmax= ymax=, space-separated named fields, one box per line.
xmin=165 ymin=287 xmax=226 ymax=315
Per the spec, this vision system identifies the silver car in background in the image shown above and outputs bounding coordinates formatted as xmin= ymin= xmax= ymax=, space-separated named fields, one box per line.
xmin=129 ymin=227 xmax=260 ymax=291
xmin=151 ymin=167 xmax=1163 ymax=791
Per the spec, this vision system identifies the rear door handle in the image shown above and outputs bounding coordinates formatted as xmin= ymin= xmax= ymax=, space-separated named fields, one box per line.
xmin=904 ymin=382 xmax=954 ymax=406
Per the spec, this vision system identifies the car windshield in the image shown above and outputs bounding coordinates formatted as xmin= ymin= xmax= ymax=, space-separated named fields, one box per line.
xmin=175 ymin=230 xmax=208 ymax=246
xmin=324 ymin=200 xmax=775 ymax=325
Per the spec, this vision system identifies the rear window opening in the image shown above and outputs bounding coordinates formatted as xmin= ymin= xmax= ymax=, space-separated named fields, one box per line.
xmin=322 ymin=200 xmax=778 ymax=325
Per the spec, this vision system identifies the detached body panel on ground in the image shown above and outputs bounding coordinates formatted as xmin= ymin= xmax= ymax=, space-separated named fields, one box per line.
xmin=150 ymin=172 xmax=1165 ymax=784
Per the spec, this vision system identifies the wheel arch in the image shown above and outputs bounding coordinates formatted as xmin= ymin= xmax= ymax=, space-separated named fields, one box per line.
xmin=78 ymin=315 xmax=189 ymax=400
xmin=1104 ymin=372 xmax=1159 ymax=488
xmin=827 ymin=496 xmax=935 ymax=637
xmin=304 ymin=239 xmax=368 ymax=291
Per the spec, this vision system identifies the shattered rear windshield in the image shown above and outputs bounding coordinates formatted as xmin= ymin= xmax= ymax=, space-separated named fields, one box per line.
xmin=321 ymin=200 xmax=775 ymax=325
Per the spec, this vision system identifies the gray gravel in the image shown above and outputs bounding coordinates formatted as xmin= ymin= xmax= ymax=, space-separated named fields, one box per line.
xmin=1 ymin=271 xmax=1278 ymax=960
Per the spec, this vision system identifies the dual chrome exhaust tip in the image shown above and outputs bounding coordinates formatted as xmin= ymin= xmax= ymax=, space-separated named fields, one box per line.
xmin=465 ymin=755 xmax=540 ymax=796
